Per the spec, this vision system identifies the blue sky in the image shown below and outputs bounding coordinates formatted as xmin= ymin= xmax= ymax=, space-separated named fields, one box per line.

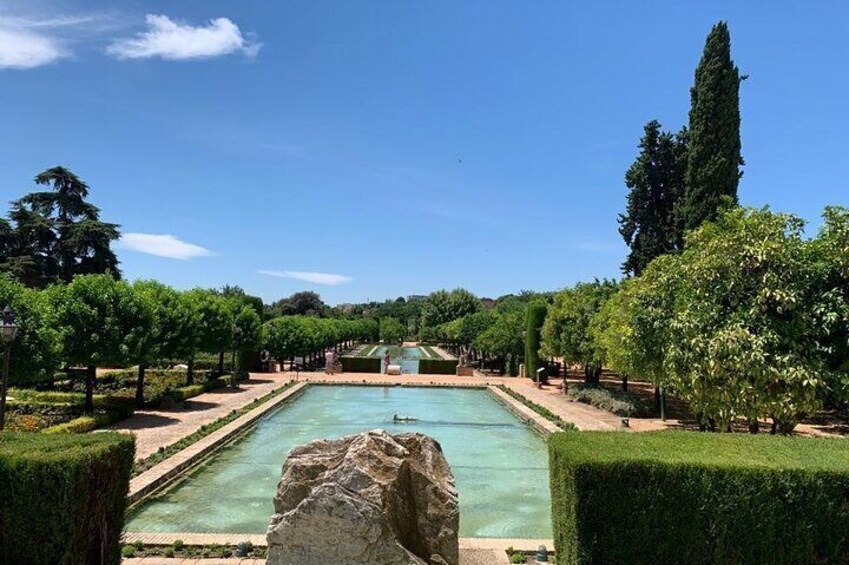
xmin=0 ymin=1 xmax=846 ymax=305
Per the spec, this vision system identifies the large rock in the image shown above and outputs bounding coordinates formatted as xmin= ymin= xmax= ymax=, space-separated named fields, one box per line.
xmin=266 ymin=429 xmax=459 ymax=565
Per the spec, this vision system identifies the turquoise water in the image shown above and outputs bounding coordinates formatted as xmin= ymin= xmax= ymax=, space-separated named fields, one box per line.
xmin=127 ymin=386 xmax=552 ymax=538
xmin=371 ymin=345 xmax=426 ymax=374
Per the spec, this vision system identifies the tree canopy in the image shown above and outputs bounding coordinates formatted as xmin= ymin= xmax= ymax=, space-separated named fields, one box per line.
xmin=1 ymin=167 xmax=120 ymax=287
xmin=682 ymin=21 xmax=744 ymax=231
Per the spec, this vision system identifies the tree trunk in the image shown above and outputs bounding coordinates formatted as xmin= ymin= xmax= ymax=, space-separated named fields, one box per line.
xmin=654 ymin=386 xmax=661 ymax=413
xmin=85 ymin=365 xmax=96 ymax=414
xmin=622 ymin=374 xmax=628 ymax=392
xmin=135 ymin=363 xmax=147 ymax=407
xmin=186 ymin=357 xmax=195 ymax=385
xmin=748 ymin=419 xmax=759 ymax=434
xmin=218 ymin=351 xmax=225 ymax=375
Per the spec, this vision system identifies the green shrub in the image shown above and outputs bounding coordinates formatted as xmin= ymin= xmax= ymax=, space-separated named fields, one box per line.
xmin=525 ymin=303 xmax=546 ymax=381
xmin=166 ymin=384 xmax=205 ymax=403
xmin=549 ymin=431 xmax=849 ymax=565
xmin=340 ymin=356 xmax=381 ymax=373
xmin=163 ymin=547 xmax=175 ymax=557
xmin=568 ymin=383 xmax=647 ymax=416
xmin=42 ymin=415 xmax=97 ymax=434
xmin=0 ymin=432 xmax=135 ymax=565
xmin=203 ymin=376 xmax=230 ymax=391
xmin=418 ymin=358 xmax=459 ymax=375
xmin=121 ymin=545 xmax=136 ymax=558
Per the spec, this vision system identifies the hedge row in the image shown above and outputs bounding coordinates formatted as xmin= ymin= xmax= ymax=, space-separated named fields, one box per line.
xmin=0 ymin=432 xmax=135 ymax=564
xmin=340 ymin=356 xmax=381 ymax=373
xmin=549 ymin=432 xmax=849 ymax=565
xmin=418 ymin=358 xmax=459 ymax=375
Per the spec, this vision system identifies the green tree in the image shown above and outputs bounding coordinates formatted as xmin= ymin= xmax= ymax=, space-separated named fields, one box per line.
xmin=184 ymin=289 xmax=232 ymax=378
xmin=232 ymin=304 xmax=263 ymax=379
xmin=591 ymin=258 xmax=680 ymax=398
xmin=130 ymin=281 xmax=190 ymax=406
xmin=665 ymin=207 xmax=824 ymax=433
xmin=476 ymin=310 xmax=525 ymax=375
xmin=542 ymin=280 xmax=619 ymax=384
xmin=47 ymin=275 xmax=148 ymax=412
xmin=420 ymin=288 xmax=481 ymax=328
xmin=811 ymin=207 xmax=849 ymax=409
xmin=379 ymin=317 xmax=406 ymax=344
xmin=269 ymin=291 xmax=327 ymax=318
xmin=682 ymin=22 xmax=744 ymax=231
xmin=619 ymin=121 xmax=688 ymax=275
xmin=0 ymin=274 xmax=60 ymax=388
xmin=264 ymin=316 xmax=311 ymax=361
xmin=3 ymin=167 xmax=120 ymax=287
xmin=524 ymin=303 xmax=546 ymax=381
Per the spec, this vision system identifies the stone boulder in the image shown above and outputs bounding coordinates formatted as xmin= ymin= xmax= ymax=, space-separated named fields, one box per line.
xmin=266 ymin=429 xmax=459 ymax=565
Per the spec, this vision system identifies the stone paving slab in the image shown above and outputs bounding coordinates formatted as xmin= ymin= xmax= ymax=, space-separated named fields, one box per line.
xmin=113 ymin=374 xmax=293 ymax=461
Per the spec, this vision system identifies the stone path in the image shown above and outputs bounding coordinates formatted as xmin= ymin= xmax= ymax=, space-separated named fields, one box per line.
xmin=111 ymin=373 xmax=291 ymax=460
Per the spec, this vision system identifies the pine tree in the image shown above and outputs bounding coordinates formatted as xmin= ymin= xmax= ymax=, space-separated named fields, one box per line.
xmin=682 ymin=21 xmax=744 ymax=231
xmin=2 ymin=167 xmax=120 ymax=287
xmin=619 ymin=121 xmax=688 ymax=276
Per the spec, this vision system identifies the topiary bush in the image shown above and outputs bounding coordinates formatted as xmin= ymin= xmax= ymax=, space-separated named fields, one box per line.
xmin=525 ymin=303 xmax=546 ymax=381
xmin=0 ymin=432 xmax=135 ymax=565
xmin=549 ymin=431 xmax=849 ymax=565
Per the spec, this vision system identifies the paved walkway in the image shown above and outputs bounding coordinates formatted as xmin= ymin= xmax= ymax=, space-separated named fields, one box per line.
xmin=111 ymin=373 xmax=291 ymax=460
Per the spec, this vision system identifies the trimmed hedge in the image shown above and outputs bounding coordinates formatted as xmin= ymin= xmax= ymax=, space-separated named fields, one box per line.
xmin=166 ymin=384 xmax=206 ymax=402
xmin=525 ymin=303 xmax=546 ymax=381
xmin=43 ymin=415 xmax=97 ymax=434
xmin=0 ymin=432 xmax=135 ymax=564
xmin=419 ymin=358 xmax=459 ymax=375
xmin=340 ymin=356 xmax=381 ymax=373
xmin=549 ymin=431 xmax=849 ymax=565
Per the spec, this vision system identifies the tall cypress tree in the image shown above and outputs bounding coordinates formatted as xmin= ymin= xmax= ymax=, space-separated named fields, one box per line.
xmin=619 ymin=121 xmax=688 ymax=276
xmin=682 ymin=21 xmax=743 ymax=231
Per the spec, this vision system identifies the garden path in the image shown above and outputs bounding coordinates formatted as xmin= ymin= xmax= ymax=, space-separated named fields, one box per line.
xmin=110 ymin=373 xmax=290 ymax=460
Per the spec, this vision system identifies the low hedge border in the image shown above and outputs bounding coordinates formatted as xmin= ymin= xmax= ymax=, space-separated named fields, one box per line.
xmin=550 ymin=431 xmax=849 ymax=565
xmin=0 ymin=432 xmax=135 ymax=565
xmin=418 ymin=358 xmax=458 ymax=375
xmin=496 ymin=385 xmax=577 ymax=431
xmin=132 ymin=381 xmax=297 ymax=476
xmin=568 ymin=383 xmax=647 ymax=417
xmin=340 ymin=356 xmax=381 ymax=373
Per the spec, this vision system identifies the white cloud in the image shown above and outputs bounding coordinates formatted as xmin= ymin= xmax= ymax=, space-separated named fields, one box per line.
xmin=0 ymin=26 xmax=64 ymax=69
xmin=258 ymin=270 xmax=353 ymax=286
xmin=118 ymin=233 xmax=213 ymax=260
xmin=107 ymin=14 xmax=259 ymax=61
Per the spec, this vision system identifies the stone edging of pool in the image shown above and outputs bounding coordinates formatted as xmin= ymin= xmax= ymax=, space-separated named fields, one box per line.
xmin=127 ymin=381 xmax=309 ymax=505
xmin=121 ymin=532 xmax=553 ymax=563
xmin=125 ymin=380 xmax=563 ymax=553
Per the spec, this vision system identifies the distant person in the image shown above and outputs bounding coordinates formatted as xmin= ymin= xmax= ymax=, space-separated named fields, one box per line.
xmin=325 ymin=349 xmax=335 ymax=375
xmin=384 ymin=350 xmax=391 ymax=374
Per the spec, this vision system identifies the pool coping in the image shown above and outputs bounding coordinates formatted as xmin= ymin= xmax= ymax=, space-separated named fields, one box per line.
xmin=127 ymin=382 xmax=309 ymax=505
xmin=125 ymin=381 xmax=562 ymax=544
xmin=121 ymin=531 xmax=553 ymax=560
